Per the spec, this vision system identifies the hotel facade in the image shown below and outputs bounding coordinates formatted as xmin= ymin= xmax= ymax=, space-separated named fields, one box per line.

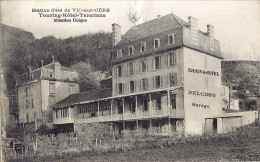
xmin=52 ymin=14 xmax=258 ymax=135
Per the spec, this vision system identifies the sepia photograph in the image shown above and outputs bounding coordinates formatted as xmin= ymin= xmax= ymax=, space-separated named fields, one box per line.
xmin=0 ymin=0 xmax=260 ymax=161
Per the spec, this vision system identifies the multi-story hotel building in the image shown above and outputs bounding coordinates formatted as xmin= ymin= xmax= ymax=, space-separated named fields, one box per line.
xmin=52 ymin=13 xmax=227 ymax=135
xmin=17 ymin=61 xmax=79 ymax=126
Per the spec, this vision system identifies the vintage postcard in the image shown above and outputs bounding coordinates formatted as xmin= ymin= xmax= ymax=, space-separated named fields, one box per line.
xmin=1 ymin=1 xmax=260 ymax=161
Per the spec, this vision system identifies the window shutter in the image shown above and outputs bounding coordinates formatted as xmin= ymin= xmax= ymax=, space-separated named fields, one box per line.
xmin=152 ymin=57 xmax=155 ymax=71
xmin=134 ymin=81 xmax=137 ymax=92
xmin=163 ymin=75 xmax=167 ymax=88
xmin=175 ymin=73 xmax=177 ymax=85
xmin=121 ymin=83 xmax=124 ymax=94
xmin=174 ymin=52 xmax=177 ymax=65
xmin=116 ymin=82 xmax=118 ymax=94
xmin=138 ymin=61 xmax=141 ymax=73
xmin=153 ymin=76 xmax=155 ymax=89
xmin=160 ymin=76 xmax=162 ymax=88
xmin=163 ymin=55 xmax=168 ymax=68
xmin=140 ymin=79 xmax=142 ymax=91
xmin=146 ymin=78 xmax=148 ymax=90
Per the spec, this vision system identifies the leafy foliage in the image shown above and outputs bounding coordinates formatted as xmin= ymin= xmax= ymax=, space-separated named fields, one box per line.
xmin=222 ymin=62 xmax=260 ymax=98
xmin=0 ymin=24 xmax=112 ymax=93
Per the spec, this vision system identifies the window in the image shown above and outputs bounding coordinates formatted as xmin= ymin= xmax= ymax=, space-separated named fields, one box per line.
xmin=50 ymin=72 xmax=53 ymax=78
xmin=130 ymin=81 xmax=135 ymax=93
xmin=168 ymin=34 xmax=175 ymax=45
xmin=49 ymin=83 xmax=55 ymax=95
xmin=117 ymin=49 xmax=122 ymax=58
xmin=170 ymin=73 xmax=177 ymax=86
xmin=142 ymin=98 xmax=148 ymax=112
xmin=141 ymin=59 xmax=147 ymax=72
xmin=129 ymin=46 xmax=134 ymax=55
xmin=116 ymin=66 xmax=122 ymax=77
xmin=31 ymin=98 xmax=34 ymax=108
xmin=169 ymin=52 xmax=176 ymax=66
xmin=142 ymin=78 xmax=148 ymax=91
xmin=56 ymin=110 xmax=58 ymax=118
xmin=130 ymin=99 xmax=136 ymax=113
xmin=118 ymin=100 xmax=123 ymax=114
xmin=170 ymin=94 xmax=176 ymax=109
xmin=118 ymin=83 xmax=123 ymax=95
xmin=140 ymin=42 xmax=146 ymax=52
xmin=213 ymin=118 xmax=217 ymax=130
xmin=155 ymin=76 xmax=161 ymax=88
xmin=156 ymin=97 xmax=161 ymax=110
xmin=26 ymin=99 xmax=29 ymax=109
xmin=154 ymin=56 xmax=161 ymax=70
xmin=61 ymin=108 xmax=69 ymax=118
xmin=154 ymin=38 xmax=160 ymax=48
xmin=26 ymin=114 xmax=29 ymax=123
xmin=129 ymin=62 xmax=135 ymax=75
xmin=25 ymin=88 xmax=28 ymax=97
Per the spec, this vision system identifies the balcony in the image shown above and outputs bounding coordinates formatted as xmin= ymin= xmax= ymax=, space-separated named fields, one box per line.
xmin=75 ymin=109 xmax=184 ymax=124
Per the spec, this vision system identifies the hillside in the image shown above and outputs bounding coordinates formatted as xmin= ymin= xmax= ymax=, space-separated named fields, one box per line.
xmin=0 ymin=23 xmax=112 ymax=93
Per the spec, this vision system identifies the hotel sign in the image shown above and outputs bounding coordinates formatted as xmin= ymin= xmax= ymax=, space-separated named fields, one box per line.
xmin=188 ymin=90 xmax=216 ymax=97
xmin=188 ymin=68 xmax=219 ymax=76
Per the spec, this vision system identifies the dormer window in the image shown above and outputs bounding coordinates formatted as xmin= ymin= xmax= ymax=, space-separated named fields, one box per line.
xmin=129 ymin=46 xmax=134 ymax=55
xmin=168 ymin=34 xmax=175 ymax=45
xmin=140 ymin=42 xmax=146 ymax=52
xmin=154 ymin=38 xmax=160 ymax=49
xmin=117 ymin=49 xmax=122 ymax=58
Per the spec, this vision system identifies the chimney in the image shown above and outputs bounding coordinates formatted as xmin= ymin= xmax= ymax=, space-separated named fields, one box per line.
xmin=157 ymin=15 xmax=161 ymax=19
xmin=112 ymin=23 xmax=121 ymax=46
xmin=188 ymin=16 xmax=199 ymax=46
xmin=207 ymin=24 xmax=215 ymax=51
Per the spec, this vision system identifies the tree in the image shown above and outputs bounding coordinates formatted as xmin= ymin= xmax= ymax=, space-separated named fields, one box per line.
xmin=222 ymin=62 xmax=260 ymax=98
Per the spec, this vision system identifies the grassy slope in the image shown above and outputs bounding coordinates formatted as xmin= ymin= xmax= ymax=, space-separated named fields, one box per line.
xmin=11 ymin=124 xmax=260 ymax=162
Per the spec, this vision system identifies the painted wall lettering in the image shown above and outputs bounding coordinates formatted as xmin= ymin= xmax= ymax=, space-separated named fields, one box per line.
xmin=188 ymin=68 xmax=219 ymax=76
xmin=188 ymin=90 xmax=216 ymax=97
xmin=192 ymin=103 xmax=210 ymax=108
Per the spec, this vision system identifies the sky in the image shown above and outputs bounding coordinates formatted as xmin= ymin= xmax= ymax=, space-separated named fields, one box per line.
xmin=1 ymin=1 xmax=260 ymax=60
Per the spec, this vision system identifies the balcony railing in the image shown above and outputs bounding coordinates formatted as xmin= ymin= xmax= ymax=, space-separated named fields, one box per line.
xmin=75 ymin=109 xmax=184 ymax=124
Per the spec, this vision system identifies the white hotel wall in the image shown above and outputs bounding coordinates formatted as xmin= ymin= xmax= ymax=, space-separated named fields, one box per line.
xmin=183 ymin=47 xmax=222 ymax=135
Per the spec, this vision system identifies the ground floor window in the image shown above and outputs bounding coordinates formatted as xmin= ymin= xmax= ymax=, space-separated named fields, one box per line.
xmin=142 ymin=97 xmax=148 ymax=112
xmin=129 ymin=99 xmax=136 ymax=113
xmin=170 ymin=94 xmax=176 ymax=109
xmin=155 ymin=97 xmax=161 ymax=111
xmin=61 ymin=108 xmax=69 ymax=118
xmin=118 ymin=100 xmax=123 ymax=114
xmin=100 ymin=107 xmax=111 ymax=116
xmin=213 ymin=118 xmax=217 ymax=130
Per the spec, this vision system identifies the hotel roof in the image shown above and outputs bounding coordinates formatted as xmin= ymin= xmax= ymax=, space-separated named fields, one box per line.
xmin=53 ymin=88 xmax=112 ymax=108
xmin=115 ymin=13 xmax=223 ymax=59
xmin=117 ymin=14 xmax=187 ymax=46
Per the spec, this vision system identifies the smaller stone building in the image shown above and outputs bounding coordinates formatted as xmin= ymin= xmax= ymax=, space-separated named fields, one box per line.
xmin=16 ymin=61 xmax=79 ymax=127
